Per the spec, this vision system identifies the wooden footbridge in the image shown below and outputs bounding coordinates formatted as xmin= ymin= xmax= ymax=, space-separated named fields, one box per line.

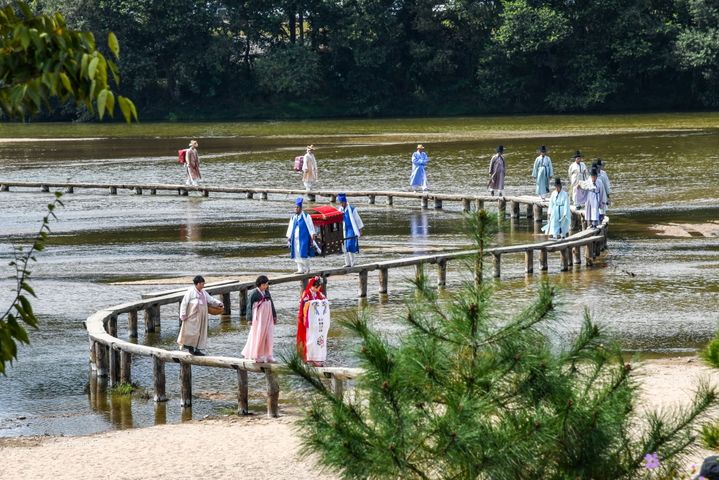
xmin=50 ymin=182 xmax=612 ymax=418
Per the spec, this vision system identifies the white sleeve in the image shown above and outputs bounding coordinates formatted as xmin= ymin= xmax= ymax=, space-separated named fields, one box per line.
xmin=205 ymin=291 xmax=222 ymax=307
xmin=302 ymin=154 xmax=310 ymax=172
xmin=286 ymin=216 xmax=294 ymax=238
xmin=352 ymin=208 xmax=364 ymax=233
xmin=179 ymin=288 xmax=192 ymax=319
xmin=304 ymin=213 xmax=316 ymax=235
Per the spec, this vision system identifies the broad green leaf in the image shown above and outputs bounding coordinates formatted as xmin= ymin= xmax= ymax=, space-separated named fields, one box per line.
xmin=88 ymin=56 xmax=99 ymax=80
xmin=118 ymin=95 xmax=132 ymax=123
xmin=59 ymin=72 xmax=73 ymax=95
xmin=97 ymin=88 xmax=108 ymax=119
xmin=108 ymin=32 xmax=120 ymax=59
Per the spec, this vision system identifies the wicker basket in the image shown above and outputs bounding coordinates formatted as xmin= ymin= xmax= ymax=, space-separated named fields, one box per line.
xmin=207 ymin=305 xmax=224 ymax=315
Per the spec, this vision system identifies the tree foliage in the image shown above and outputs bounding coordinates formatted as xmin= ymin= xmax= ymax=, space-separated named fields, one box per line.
xmin=0 ymin=1 xmax=137 ymax=120
xmin=0 ymin=193 xmax=63 ymax=375
xmin=289 ymin=211 xmax=718 ymax=479
xmin=32 ymin=0 xmax=719 ymax=118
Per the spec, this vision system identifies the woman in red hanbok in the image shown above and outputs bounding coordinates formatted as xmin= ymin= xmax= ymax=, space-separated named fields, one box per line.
xmin=297 ymin=276 xmax=326 ymax=365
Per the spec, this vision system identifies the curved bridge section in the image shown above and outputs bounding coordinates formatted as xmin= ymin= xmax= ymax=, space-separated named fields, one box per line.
xmin=75 ymin=186 xmax=609 ymax=417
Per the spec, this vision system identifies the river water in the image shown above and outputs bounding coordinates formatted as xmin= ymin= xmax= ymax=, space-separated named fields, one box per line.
xmin=0 ymin=113 xmax=717 ymax=437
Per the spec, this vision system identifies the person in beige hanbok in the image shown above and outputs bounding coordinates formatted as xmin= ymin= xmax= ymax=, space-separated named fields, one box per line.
xmin=302 ymin=144 xmax=318 ymax=191
xmin=185 ymin=139 xmax=201 ymax=186
xmin=177 ymin=275 xmax=223 ymax=356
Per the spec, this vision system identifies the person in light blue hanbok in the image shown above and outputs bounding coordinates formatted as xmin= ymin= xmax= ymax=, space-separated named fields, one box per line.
xmin=409 ymin=144 xmax=429 ymax=191
xmin=583 ymin=168 xmax=607 ymax=228
xmin=532 ymin=145 xmax=554 ymax=199
xmin=286 ymin=197 xmax=317 ymax=273
xmin=542 ymin=177 xmax=571 ymax=239
xmin=337 ymin=193 xmax=364 ymax=267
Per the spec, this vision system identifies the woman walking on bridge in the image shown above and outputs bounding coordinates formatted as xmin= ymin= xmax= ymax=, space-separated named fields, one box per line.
xmin=177 ymin=275 xmax=223 ymax=356
xmin=185 ymin=140 xmax=201 ymax=186
xmin=297 ymin=276 xmax=330 ymax=367
xmin=241 ymin=275 xmax=277 ymax=363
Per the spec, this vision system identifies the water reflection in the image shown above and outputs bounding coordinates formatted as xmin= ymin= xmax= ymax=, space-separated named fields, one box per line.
xmin=179 ymin=201 xmax=203 ymax=242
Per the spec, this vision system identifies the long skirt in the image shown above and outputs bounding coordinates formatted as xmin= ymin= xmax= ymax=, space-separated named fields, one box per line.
xmin=241 ymin=301 xmax=274 ymax=362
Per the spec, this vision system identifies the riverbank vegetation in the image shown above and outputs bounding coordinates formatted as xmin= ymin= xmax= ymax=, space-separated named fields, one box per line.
xmin=31 ymin=0 xmax=719 ymax=121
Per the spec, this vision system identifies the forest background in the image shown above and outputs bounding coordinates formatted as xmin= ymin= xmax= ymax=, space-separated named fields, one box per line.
xmin=27 ymin=0 xmax=719 ymax=120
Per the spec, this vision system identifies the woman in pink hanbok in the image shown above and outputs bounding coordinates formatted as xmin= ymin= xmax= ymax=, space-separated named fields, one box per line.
xmin=241 ymin=275 xmax=276 ymax=363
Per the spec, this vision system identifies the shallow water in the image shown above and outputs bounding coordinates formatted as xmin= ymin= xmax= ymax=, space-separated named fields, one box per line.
xmin=0 ymin=113 xmax=718 ymax=436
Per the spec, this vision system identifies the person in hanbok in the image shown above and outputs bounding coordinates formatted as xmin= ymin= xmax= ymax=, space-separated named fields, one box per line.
xmin=583 ymin=168 xmax=607 ymax=228
xmin=297 ymin=276 xmax=330 ymax=366
xmin=286 ymin=197 xmax=317 ymax=273
xmin=241 ymin=275 xmax=277 ymax=363
xmin=337 ymin=192 xmax=364 ymax=267
xmin=542 ymin=178 xmax=571 ymax=239
xmin=568 ymin=150 xmax=588 ymax=206
xmin=595 ymin=158 xmax=612 ymax=209
xmin=185 ymin=139 xmax=201 ymax=186
xmin=410 ymin=144 xmax=429 ymax=191
xmin=488 ymin=145 xmax=506 ymax=196
xmin=177 ymin=275 xmax=223 ymax=356
xmin=532 ymin=145 xmax=553 ymax=199
xmin=302 ymin=144 xmax=318 ymax=191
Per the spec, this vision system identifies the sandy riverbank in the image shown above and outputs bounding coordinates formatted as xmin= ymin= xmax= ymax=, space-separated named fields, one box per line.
xmin=2 ymin=356 xmax=718 ymax=480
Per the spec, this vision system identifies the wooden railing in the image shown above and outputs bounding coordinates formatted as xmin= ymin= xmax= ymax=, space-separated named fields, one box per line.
xmin=84 ymin=191 xmax=609 ymax=417
xmin=1 ymin=180 xmax=552 ymax=216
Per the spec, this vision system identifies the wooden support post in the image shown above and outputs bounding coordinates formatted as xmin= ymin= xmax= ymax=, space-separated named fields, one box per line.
xmin=135 ymin=187 xmax=142 ymax=195
xmin=526 ymin=203 xmax=534 ymax=219
xmin=222 ymin=292 xmax=231 ymax=315
xmin=0 ymin=184 xmax=8 ymax=191
xmin=462 ymin=198 xmax=471 ymax=213
xmin=246 ymin=192 xmax=254 ymax=199
xmin=202 ymin=189 xmax=209 ymax=197
xmin=584 ymin=243 xmax=593 ymax=266
xmin=510 ymin=200 xmax=520 ymax=219
xmin=153 ymin=356 xmax=167 ymax=402
xmin=421 ymin=197 xmax=429 ymax=209
xmin=182 ymin=189 xmax=189 ymax=196
xmin=573 ymin=245 xmax=581 ymax=265
xmin=358 ymin=270 xmax=368 ymax=298
xmin=109 ymin=186 xmax=117 ymax=195
xmin=567 ymin=247 xmax=574 ymax=266
xmin=265 ymin=370 xmax=280 ymax=418
xmin=237 ymin=370 xmax=249 ymax=415
xmin=540 ymin=249 xmax=548 ymax=271
xmin=321 ymin=274 xmax=328 ymax=296
xmin=475 ymin=199 xmax=484 ymax=211
xmin=108 ymin=315 xmax=118 ymax=337
xmin=329 ymin=194 xmax=336 ymax=202
xmin=150 ymin=188 xmax=157 ymax=195
xmin=415 ymin=263 xmax=424 ymax=282
xmin=498 ymin=199 xmax=506 ymax=218
xmin=493 ymin=254 xmax=501 ymax=278
xmin=378 ymin=268 xmax=388 ymax=294
xmin=109 ymin=346 xmax=120 ymax=386
xmin=434 ymin=198 xmax=443 ymax=209
xmin=261 ymin=192 xmax=268 ymax=200
xmin=41 ymin=184 xmax=49 ymax=192
xmin=128 ymin=310 xmax=138 ymax=338
xmin=525 ymin=250 xmax=534 ymax=274
xmin=369 ymin=195 xmax=376 ymax=205
xmin=308 ymin=193 xmax=316 ymax=202
xmin=387 ymin=196 xmax=393 ymax=206
xmin=64 ymin=186 xmax=74 ymax=193
xmin=331 ymin=377 xmax=345 ymax=399
xmin=239 ymin=287 xmax=248 ymax=321
xmin=437 ymin=259 xmax=447 ymax=287
xmin=144 ymin=305 xmax=159 ymax=333
xmin=120 ymin=351 xmax=132 ymax=384
xmin=95 ymin=342 xmax=108 ymax=377
xmin=89 ymin=339 xmax=97 ymax=370
xmin=533 ymin=205 xmax=543 ymax=223
xmin=180 ymin=362 xmax=192 ymax=408
xmin=560 ymin=249 xmax=569 ymax=272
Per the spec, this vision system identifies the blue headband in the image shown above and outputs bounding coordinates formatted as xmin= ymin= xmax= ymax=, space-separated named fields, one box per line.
xmin=337 ymin=193 xmax=347 ymax=202
xmin=295 ymin=197 xmax=303 ymax=207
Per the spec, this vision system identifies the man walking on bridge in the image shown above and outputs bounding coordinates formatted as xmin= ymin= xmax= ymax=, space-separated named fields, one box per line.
xmin=338 ymin=193 xmax=364 ymax=267
xmin=287 ymin=197 xmax=317 ymax=273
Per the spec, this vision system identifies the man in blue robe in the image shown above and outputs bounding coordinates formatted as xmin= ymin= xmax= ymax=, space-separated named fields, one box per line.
xmin=337 ymin=193 xmax=364 ymax=267
xmin=532 ymin=145 xmax=554 ymax=199
xmin=286 ymin=197 xmax=317 ymax=273
xmin=410 ymin=144 xmax=429 ymax=191
xmin=542 ymin=177 xmax=571 ymax=239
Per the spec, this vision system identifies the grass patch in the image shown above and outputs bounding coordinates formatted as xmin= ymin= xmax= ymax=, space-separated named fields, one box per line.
xmin=109 ymin=382 xmax=149 ymax=399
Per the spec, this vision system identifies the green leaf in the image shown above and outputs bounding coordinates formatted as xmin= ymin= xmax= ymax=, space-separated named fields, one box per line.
xmin=117 ymin=96 xmax=132 ymax=123
xmin=20 ymin=282 xmax=36 ymax=297
xmin=97 ymin=89 xmax=108 ymax=119
xmin=88 ymin=56 xmax=99 ymax=80
xmin=108 ymin=32 xmax=120 ymax=59
xmin=59 ymin=72 xmax=73 ymax=95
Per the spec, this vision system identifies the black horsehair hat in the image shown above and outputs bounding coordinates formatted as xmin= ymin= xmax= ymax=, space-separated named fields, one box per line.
xmin=591 ymin=167 xmax=599 ymax=176
xmin=538 ymin=145 xmax=547 ymax=153
xmin=574 ymin=150 xmax=582 ymax=158
xmin=496 ymin=145 xmax=504 ymax=153
xmin=554 ymin=177 xmax=562 ymax=187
